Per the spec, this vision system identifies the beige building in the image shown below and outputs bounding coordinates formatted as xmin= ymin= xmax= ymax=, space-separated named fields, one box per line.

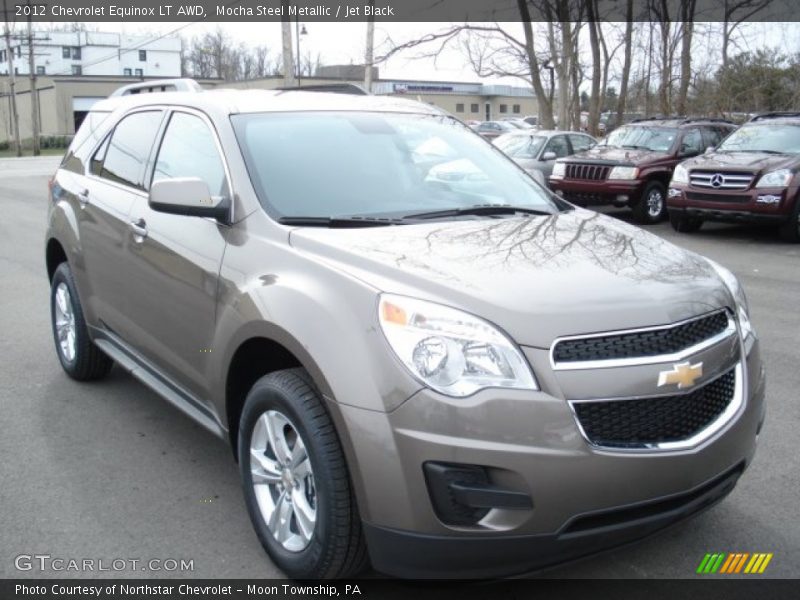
xmin=1 ymin=73 xmax=536 ymax=144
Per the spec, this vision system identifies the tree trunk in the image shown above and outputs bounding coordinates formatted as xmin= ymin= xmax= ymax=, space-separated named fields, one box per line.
xmin=518 ymin=0 xmax=554 ymax=129
xmin=280 ymin=1 xmax=295 ymax=86
xmin=616 ymin=0 xmax=634 ymax=122
xmin=676 ymin=7 xmax=694 ymax=117
xmin=586 ymin=1 xmax=602 ymax=136
xmin=27 ymin=15 xmax=40 ymax=156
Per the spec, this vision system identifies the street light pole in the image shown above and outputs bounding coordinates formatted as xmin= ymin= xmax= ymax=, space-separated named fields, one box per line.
xmin=295 ymin=16 xmax=301 ymax=86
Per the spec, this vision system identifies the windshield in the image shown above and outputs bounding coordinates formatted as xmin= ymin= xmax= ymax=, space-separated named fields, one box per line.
xmin=717 ymin=123 xmax=800 ymax=154
xmin=494 ymin=134 xmax=547 ymax=159
xmin=232 ymin=112 xmax=560 ymax=220
xmin=603 ymin=125 xmax=678 ymax=152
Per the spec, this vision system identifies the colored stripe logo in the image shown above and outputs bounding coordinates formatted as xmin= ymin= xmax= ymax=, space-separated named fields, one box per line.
xmin=697 ymin=552 xmax=773 ymax=574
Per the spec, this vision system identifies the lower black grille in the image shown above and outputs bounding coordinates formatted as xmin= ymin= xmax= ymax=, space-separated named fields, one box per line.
xmin=561 ymin=191 xmax=616 ymax=206
xmin=686 ymin=191 xmax=751 ymax=204
xmin=553 ymin=310 xmax=730 ymax=363
xmin=573 ymin=368 xmax=736 ymax=448
xmin=565 ymin=163 xmax=611 ymax=180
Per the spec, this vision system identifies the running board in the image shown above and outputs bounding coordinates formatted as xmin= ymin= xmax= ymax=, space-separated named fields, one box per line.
xmin=92 ymin=328 xmax=227 ymax=440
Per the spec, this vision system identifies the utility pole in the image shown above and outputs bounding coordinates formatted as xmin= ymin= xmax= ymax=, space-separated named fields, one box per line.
xmin=26 ymin=2 xmax=39 ymax=155
xmin=2 ymin=0 xmax=21 ymax=156
xmin=364 ymin=2 xmax=375 ymax=93
xmin=280 ymin=0 xmax=295 ymax=87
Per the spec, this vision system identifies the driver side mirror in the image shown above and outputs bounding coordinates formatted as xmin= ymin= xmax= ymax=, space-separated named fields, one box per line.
xmin=541 ymin=151 xmax=557 ymax=161
xmin=679 ymin=144 xmax=699 ymax=157
xmin=149 ymin=177 xmax=230 ymax=222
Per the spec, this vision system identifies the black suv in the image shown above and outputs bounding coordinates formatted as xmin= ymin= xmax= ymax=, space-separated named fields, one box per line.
xmin=550 ymin=118 xmax=737 ymax=223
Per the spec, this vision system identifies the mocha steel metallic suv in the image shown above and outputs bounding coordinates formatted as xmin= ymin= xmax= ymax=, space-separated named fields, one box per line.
xmin=549 ymin=118 xmax=737 ymax=224
xmin=667 ymin=112 xmax=800 ymax=242
xmin=45 ymin=79 xmax=766 ymax=579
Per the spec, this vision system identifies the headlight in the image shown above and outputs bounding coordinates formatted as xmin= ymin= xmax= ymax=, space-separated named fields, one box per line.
xmin=608 ymin=166 xmax=638 ymax=180
xmin=378 ymin=294 xmax=537 ymax=397
xmin=672 ymin=164 xmax=689 ymax=184
xmin=551 ymin=162 xmax=566 ymax=178
xmin=755 ymin=168 xmax=792 ymax=188
xmin=706 ymin=259 xmax=754 ymax=340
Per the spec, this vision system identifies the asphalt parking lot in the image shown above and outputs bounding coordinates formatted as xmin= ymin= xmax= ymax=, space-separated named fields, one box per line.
xmin=1 ymin=156 xmax=798 ymax=579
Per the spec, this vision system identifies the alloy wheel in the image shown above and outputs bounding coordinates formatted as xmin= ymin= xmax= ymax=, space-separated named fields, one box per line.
xmin=54 ymin=283 xmax=77 ymax=363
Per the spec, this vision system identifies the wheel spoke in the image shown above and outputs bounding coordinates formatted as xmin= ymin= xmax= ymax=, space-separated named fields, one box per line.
xmin=265 ymin=412 xmax=291 ymax=465
xmin=292 ymin=488 xmax=316 ymax=541
xmin=289 ymin=436 xmax=307 ymax=469
xmin=250 ymin=449 xmax=281 ymax=485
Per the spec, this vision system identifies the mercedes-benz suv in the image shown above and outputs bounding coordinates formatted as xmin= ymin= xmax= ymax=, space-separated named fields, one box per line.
xmin=45 ymin=80 xmax=765 ymax=579
xmin=667 ymin=112 xmax=800 ymax=242
xmin=549 ymin=118 xmax=736 ymax=224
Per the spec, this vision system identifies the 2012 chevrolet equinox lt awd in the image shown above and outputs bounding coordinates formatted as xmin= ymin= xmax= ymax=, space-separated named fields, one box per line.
xmin=45 ymin=80 xmax=766 ymax=579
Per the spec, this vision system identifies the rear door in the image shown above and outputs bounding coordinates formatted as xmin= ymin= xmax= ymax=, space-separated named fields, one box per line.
xmin=78 ymin=109 xmax=165 ymax=335
xmin=122 ymin=109 xmax=231 ymax=402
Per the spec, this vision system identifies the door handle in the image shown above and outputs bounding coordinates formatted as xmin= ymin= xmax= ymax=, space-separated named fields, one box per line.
xmin=129 ymin=218 xmax=148 ymax=240
xmin=77 ymin=189 xmax=89 ymax=208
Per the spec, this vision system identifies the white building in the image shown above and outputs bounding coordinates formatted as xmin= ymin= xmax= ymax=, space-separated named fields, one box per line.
xmin=0 ymin=31 xmax=181 ymax=78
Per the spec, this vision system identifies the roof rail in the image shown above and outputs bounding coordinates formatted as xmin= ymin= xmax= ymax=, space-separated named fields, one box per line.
xmin=275 ymin=83 xmax=370 ymax=96
xmin=749 ymin=112 xmax=800 ymax=122
xmin=683 ymin=117 xmax=734 ymax=124
xmin=110 ymin=78 xmax=203 ymax=97
xmin=630 ymin=115 xmax=733 ymax=125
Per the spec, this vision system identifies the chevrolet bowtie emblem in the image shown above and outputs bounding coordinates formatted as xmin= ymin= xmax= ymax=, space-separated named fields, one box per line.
xmin=658 ymin=361 xmax=703 ymax=389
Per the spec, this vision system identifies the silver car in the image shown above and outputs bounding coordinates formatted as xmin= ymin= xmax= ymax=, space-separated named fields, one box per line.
xmin=495 ymin=130 xmax=597 ymax=182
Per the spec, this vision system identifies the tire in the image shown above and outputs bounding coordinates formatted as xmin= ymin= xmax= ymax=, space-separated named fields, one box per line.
xmin=778 ymin=198 xmax=800 ymax=243
xmin=669 ymin=211 xmax=704 ymax=233
xmin=633 ymin=181 xmax=668 ymax=224
xmin=238 ymin=368 xmax=368 ymax=579
xmin=50 ymin=262 xmax=113 ymax=381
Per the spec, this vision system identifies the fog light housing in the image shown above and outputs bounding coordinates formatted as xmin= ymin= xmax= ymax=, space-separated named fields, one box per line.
xmin=554 ymin=189 xmax=564 ymax=197
xmin=668 ymin=187 xmax=682 ymax=198
xmin=756 ymin=194 xmax=781 ymax=205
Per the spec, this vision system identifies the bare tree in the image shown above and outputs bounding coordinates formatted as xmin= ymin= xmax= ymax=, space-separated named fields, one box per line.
xmin=615 ymin=0 xmax=634 ymax=122
xmin=281 ymin=0 xmax=295 ymax=85
xmin=364 ymin=0 xmax=375 ymax=92
xmin=721 ymin=0 xmax=772 ymax=69
xmin=586 ymin=0 xmax=602 ymax=135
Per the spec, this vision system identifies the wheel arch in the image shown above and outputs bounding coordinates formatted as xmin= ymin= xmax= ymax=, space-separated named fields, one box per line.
xmin=46 ymin=238 xmax=68 ymax=281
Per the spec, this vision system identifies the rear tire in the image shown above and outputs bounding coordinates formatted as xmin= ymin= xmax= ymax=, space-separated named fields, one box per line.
xmin=633 ymin=181 xmax=667 ymax=224
xmin=50 ymin=262 xmax=113 ymax=381
xmin=238 ymin=368 xmax=368 ymax=579
xmin=779 ymin=198 xmax=800 ymax=243
xmin=669 ymin=212 xmax=704 ymax=233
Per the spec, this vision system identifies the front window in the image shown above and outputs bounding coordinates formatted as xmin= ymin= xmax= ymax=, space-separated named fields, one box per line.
xmin=717 ymin=123 xmax=800 ymax=154
xmin=603 ymin=125 xmax=678 ymax=152
xmin=494 ymin=134 xmax=547 ymax=159
xmin=232 ymin=112 xmax=560 ymax=221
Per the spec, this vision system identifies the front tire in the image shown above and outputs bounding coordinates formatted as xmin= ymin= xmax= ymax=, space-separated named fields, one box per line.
xmin=669 ymin=212 xmax=704 ymax=233
xmin=238 ymin=368 xmax=367 ymax=579
xmin=633 ymin=181 xmax=667 ymax=224
xmin=50 ymin=262 xmax=113 ymax=381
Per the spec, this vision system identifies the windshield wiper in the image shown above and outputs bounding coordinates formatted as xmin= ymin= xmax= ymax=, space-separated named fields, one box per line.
xmin=277 ymin=216 xmax=402 ymax=228
xmin=719 ymin=149 xmax=785 ymax=154
xmin=401 ymin=204 xmax=554 ymax=221
xmin=621 ymin=144 xmax=650 ymax=150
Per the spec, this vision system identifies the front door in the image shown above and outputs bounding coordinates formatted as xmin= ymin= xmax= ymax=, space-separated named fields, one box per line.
xmin=123 ymin=109 xmax=230 ymax=403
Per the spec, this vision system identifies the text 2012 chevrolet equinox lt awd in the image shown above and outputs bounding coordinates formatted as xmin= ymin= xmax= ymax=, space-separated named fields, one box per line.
xmin=45 ymin=80 xmax=766 ymax=579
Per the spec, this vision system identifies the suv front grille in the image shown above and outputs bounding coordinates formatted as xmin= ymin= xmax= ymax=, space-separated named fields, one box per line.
xmin=565 ymin=163 xmax=611 ymax=181
xmin=572 ymin=368 xmax=736 ymax=449
xmin=686 ymin=191 xmax=750 ymax=204
xmin=690 ymin=171 xmax=754 ymax=190
xmin=552 ymin=310 xmax=730 ymax=364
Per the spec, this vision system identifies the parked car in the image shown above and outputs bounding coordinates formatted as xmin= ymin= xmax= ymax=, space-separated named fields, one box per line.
xmin=598 ymin=112 xmax=645 ymax=135
xmin=500 ymin=117 xmax=534 ymax=129
xmin=549 ymin=117 xmax=737 ymax=223
xmin=46 ymin=80 xmax=764 ymax=579
xmin=668 ymin=112 xmax=800 ymax=241
xmin=522 ymin=115 xmax=539 ymax=127
xmin=474 ymin=120 xmax=517 ymax=139
xmin=494 ymin=129 xmax=597 ymax=183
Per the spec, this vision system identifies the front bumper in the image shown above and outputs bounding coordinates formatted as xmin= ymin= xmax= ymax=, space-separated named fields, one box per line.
xmin=549 ymin=178 xmax=644 ymax=206
xmin=667 ymin=185 xmax=796 ymax=224
xmin=336 ymin=340 xmax=765 ymax=578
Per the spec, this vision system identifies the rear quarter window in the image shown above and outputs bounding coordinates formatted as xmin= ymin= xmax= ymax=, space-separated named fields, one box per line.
xmin=61 ymin=110 xmax=112 ymax=173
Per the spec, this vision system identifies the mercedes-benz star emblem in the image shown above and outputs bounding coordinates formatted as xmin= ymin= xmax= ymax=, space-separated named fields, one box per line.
xmin=710 ymin=173 xmax=725 ymax=188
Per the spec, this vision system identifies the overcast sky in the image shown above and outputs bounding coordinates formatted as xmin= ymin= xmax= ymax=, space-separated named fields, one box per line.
xmin=37 ymin=21 xmax=800 ymax=86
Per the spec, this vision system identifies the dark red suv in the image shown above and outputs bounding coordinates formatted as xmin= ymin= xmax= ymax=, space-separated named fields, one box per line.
xmin=549 ymin=118 xmax=737 ymax=223
xmin=667 ymin=112 xmax=800 ymax=242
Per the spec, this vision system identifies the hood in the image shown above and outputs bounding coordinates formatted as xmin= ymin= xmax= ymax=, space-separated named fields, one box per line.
xmin=289 ymin=210 xmax=730 ymax=348
xmin=565 ymin=145 xmax=670 ymax=165
xmin=682 ymin=150 xmax=798 ymax=173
